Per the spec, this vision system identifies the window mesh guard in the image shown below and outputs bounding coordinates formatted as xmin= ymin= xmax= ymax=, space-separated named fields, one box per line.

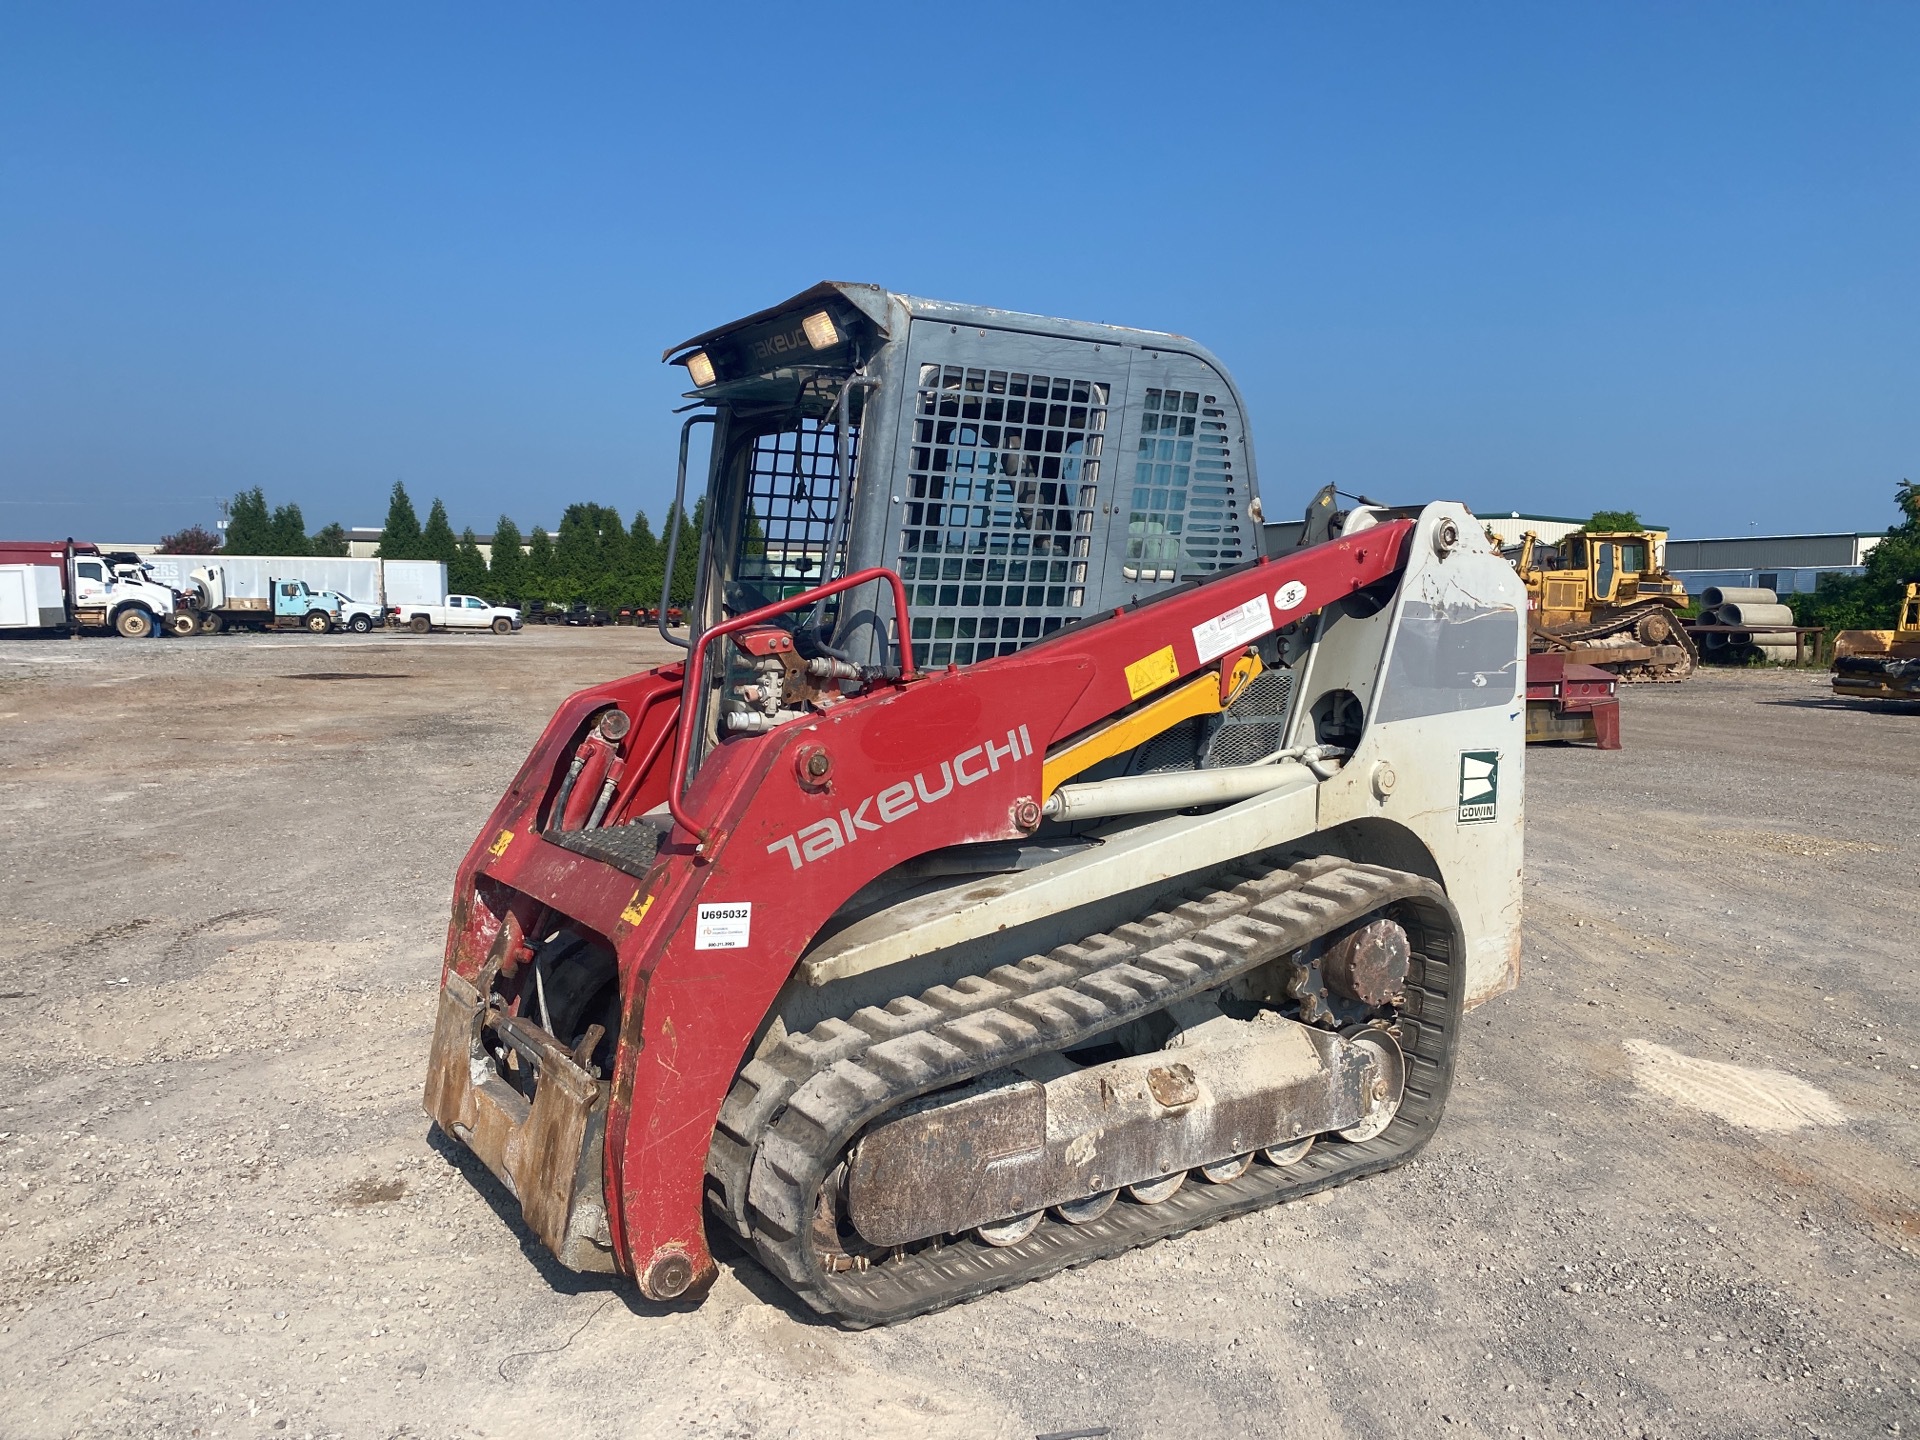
xmin=738 ymin=417 xmax=857 ymax=600
xmin=1127 ymin=388 xmax=1246 ymax=580
xmin=899 ymin=365 xmax=1107 ymax=667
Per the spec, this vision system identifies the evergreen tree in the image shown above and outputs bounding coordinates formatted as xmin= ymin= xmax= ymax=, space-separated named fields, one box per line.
xmin=524 ymin=526 xmax=556 ymax=603
xmin=553 ymin=502 xmax=629 ymax=605
xmin=627 ymin=509 xmax=661 ymax=608
xmin=377 ymin=482 xmax=423 ymax=559
xmin=222 ymin=488 xmax=273 ymax=554
xmin=421 ymin=497 xmax=459 ymax=563
xmin=311 ymin=522 xmax=349 ymax=557
xmin=668 ymin=499 xmax=702 ymax=604
xmin=268 ymin=502 xmax=312 ymax=556
xmin=487 ymin=516 xmax=524 ymax=604
xmin=449 ymin=527 xmax=489 ymax=595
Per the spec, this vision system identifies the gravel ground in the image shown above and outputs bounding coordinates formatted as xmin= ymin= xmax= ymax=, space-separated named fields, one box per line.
xmin=0 ymin=628 xmax=1914 ymax=1439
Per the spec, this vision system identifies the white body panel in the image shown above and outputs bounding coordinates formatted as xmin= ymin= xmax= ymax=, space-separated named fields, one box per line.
xmin=143 ymin=555 xmax=448 ymax=610
xmin=0 ymin=564 xmax=67 ymax=630
xmin=381 ymin=561 xmax=449 ymax=608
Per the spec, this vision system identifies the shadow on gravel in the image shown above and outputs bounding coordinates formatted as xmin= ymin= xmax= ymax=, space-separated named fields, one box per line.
xmin=422 ymin=1124 xmax=735 ymax=1323
xmin=1760 ymin=696 xmax=1920 ymax=713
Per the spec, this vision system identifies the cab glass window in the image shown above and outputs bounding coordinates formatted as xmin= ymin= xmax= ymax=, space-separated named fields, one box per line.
xmin=76 ymin=561 xmax=103 ymax=581
xmin=467 ymin=597 xmax=486 ymax=609
xmin=1594 ymin=544 xmax=1616 ymax=599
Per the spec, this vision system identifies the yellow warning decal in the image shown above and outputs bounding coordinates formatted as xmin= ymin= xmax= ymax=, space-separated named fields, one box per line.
xmin=1123 ymin=645 xmax=1179 ymax=700
xmin=487 ymin=828 xmax=514 ymax=858
xmin=620 ymin=891 xmax=654 ymax=927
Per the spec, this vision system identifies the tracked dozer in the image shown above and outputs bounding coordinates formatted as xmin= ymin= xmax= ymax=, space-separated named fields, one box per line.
xmin=1831 ymin=582 xmax=1920 ymax=702
xmin=1511 ymin=529 xmax=1697 ymax=681
xmin=423 ymin=284 xmax=1526 ymax=1325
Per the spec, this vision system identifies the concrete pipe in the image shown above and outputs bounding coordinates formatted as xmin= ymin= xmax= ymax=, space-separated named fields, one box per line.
xmin=1700 ymin=586 xmax=1778 ymax=609
xmin=1755 ymin=643 xmax=1800 ymax=663
xmin=1719 ymin=602 xmax=1795 ymax=628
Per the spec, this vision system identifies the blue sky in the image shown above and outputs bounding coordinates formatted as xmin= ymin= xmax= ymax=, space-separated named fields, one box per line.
xmin=2 ymin=2 xmax=1914 ymax=542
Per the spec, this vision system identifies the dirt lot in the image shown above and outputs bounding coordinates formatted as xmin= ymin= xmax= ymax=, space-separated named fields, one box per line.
xmin=0 ymin=627 xmax=1914 ymax=1439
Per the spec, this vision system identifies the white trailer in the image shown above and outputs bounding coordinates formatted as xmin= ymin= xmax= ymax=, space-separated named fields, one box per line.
xmin=139 ymin=555 xmax=450 ymax=629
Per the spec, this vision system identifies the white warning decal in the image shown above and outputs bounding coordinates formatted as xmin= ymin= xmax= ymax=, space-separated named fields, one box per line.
xmin=1192 ymin=594 xmax=1273 ymax=663
xmin=695 ymin=902 xmax=752 ymax=950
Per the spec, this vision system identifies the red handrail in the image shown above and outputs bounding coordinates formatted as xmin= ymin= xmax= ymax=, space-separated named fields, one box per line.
xmin=668 ymin=567 xmax=917 ymax=846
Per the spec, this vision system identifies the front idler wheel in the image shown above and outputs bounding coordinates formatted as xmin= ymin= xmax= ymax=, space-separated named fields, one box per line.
xmin=1337 ymin=1028 xmax=1407 ymax=1143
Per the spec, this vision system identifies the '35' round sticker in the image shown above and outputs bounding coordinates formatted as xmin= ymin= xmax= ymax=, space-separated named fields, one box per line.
xmin=1273 ymin=580 xmax=1308 ymax=612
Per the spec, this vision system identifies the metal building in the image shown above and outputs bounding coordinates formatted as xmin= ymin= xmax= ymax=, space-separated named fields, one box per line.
xmin=1664 ymin=532 xmax=1882 ymax=597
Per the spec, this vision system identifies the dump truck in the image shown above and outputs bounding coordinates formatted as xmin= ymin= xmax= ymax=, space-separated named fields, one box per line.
xmin=423 ymin=284 xmax=1526 ymax=1326
xmin=0 ymin=541 xmax=177 ymax=637
xmin=1510 ymin=529 xmax=1696 ymax=680
xmin=1831 ymin=582 xmax=1920 ymax=701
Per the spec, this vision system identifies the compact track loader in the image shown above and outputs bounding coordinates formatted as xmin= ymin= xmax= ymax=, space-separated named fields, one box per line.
xmin=424 ymin=285 xmax=1526 ymax=1325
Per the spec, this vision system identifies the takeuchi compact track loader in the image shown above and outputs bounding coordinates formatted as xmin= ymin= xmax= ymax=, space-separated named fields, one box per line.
xmin=424 ymin=284 xmax=1527 ymax=1325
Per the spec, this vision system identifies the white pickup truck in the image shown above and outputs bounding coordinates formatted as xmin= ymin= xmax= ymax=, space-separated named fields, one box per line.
xmin=390 ymin=594 xmax=523 ymax=635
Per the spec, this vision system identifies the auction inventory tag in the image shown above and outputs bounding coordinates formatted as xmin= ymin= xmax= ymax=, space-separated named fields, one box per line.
xmin=1192 ymin=595 xmax=1272 ymax=663
xmin=695 ymin=902 xmax=752 ymax=950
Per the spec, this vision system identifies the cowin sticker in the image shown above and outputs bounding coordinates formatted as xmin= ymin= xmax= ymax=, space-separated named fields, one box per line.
xmin=695 ymin=902 xmax=752 ymax=950
xmin=1458 ymin=751 xmax=1499 ymax=824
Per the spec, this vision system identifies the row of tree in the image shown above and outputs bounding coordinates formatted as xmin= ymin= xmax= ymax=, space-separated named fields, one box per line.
xmin=159 ymin=481 xmax=704 ymax=607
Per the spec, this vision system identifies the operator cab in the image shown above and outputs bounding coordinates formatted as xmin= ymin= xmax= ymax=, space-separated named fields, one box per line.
xmin=662 ymin=284 xmax=1268 ymax=767
xmin=663 ymin=283 xmax=1264 ymax=670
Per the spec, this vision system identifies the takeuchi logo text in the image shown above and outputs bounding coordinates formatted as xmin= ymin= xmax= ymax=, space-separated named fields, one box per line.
xmin=766 ymin=726 xmax=1034 ymax=870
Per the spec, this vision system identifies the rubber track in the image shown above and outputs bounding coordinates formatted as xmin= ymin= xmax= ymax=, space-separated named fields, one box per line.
xmin=723 ymin=857 xmax=1466 ymax=1327
xmin=1542 ymin=601 xmax=1698 ymax=682
xmin=706 ymin=857 xmax=1298 ymax=1238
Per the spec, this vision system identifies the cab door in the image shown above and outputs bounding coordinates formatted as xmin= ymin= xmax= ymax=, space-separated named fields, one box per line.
xmin=72 ymin=559 xmax=109 ymax=609
xmin=1590 ymin=543 xmax=1618 ymax=604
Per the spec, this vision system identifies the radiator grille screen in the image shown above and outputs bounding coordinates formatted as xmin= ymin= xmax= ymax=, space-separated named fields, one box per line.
xmin=900 ymin=365 xmax=1106 ymax=667
xmin=1204 ymin=668 xmax=1295 ymax=768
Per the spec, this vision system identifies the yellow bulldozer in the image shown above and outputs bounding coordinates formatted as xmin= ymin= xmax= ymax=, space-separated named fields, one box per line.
xmin=1508 ymin=529 xmax=1697 ymax=681
xmin=1831 ymin=582 xmax=1920 ymax=702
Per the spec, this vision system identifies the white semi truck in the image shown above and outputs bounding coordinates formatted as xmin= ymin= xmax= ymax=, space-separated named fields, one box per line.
xmin=0 ymin=541 xmax=178 ymax=637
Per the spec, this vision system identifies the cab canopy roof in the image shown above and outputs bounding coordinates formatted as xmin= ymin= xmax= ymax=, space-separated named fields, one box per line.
xmin=663 ymin=281 xmax=1210 ymax=364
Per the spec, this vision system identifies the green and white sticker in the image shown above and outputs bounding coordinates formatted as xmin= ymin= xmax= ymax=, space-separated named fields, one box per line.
xmin=1458 ymin=750 xmax=1499 ymax=824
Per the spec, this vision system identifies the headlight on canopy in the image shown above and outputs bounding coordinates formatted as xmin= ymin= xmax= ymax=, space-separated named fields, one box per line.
xmin=802 ymin=311 xmax=839 ymax=351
